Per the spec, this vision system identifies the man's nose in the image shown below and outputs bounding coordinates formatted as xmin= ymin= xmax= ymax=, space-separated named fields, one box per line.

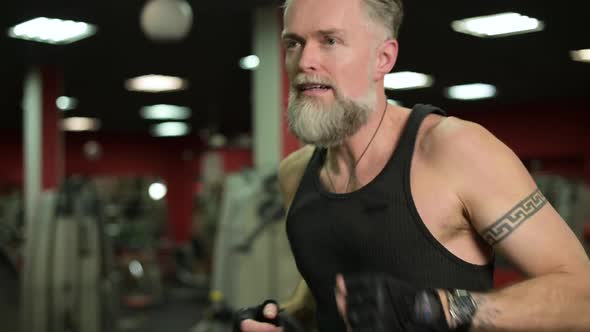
xmin=297 ymin=43 xmax=320 ymax=73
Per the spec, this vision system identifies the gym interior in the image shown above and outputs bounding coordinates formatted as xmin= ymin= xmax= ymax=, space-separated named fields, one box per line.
xmin=1 ymin=1 xmax=589 ymax=331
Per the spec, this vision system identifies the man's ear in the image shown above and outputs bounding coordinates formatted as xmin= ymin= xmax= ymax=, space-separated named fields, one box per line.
xmin=374 ymin=39 xmax=399 ymax=80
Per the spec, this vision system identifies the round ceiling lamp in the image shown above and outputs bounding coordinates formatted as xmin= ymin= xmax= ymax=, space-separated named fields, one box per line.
xmin=140 ymin=0 xmax=193 ymax=42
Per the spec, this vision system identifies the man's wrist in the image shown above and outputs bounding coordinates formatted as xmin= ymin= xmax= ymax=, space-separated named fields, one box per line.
xmin=445 ymin=289 xmax=478 ymax=330
xmin=437 ymin=289 xmax=453 ymax=328
xmin=280 ymin=299 xmax=297 ymax=315
xmin=281 ymin=297 xmax=315 ymax=327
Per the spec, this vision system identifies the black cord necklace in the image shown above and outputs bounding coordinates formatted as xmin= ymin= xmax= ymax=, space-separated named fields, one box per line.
xmin=326 ymin=100 xmax=388 ymax=193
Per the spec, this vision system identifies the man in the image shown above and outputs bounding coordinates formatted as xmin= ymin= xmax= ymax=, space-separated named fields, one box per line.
xmin=236 ymin=0 xmax=590 ymax=330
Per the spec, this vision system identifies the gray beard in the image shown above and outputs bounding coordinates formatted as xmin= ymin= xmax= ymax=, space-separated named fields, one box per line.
xmin=287 ymin=90 xmax=375 ymax=148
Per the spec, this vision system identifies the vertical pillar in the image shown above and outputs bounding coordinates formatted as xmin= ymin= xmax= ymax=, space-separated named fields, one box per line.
xmin=253 ymin=6 xmax=282 ymax=170
xmin=253 ymin=7 xmax=301 ymax=168
xmin=23 ymin=67 xmax=42 ymax=229
xmin=23 ymin=65 xmax=63 ymax=228
xmin=21 ymin=64 xmax=63 ymax=332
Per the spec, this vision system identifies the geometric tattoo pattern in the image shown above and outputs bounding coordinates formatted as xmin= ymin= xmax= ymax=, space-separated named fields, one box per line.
xmin=481 ymin=189 xmax=547 ymax=246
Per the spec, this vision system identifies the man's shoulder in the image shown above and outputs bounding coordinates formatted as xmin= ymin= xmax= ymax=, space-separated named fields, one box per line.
xmin=421 ymin=115 xmax=519 ymax=181
xmin=421 ymin=115 xmax=504 ymax=159
xmin=279 ymin=145 xmax=316 ymax=177
xmin=278 ymin=145 xmax=316 ymax=207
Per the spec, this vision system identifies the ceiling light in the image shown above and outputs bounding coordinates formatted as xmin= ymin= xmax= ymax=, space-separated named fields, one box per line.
xmin=56 ymin=96 xmax=78 ymax=111
xmin=128 ymin=260 xmax=145 ymax=277
xmin=452 ymin=12 xmax=544 ymax=38
xmin=61 ymin=117 xmax=100 ymax=132
xmin=387 ymin=99 xmax=402 ymax=106
xmin=125 ymin=75 xmax=188 ymax=93
xmin=148 ymin=182 xmax=167 ymax=200
xmin=7 ymin=17 xmax=97 ymax=45
xmin=239 ymin=55 xmax=260 ymax=70
xmin=151 ymin=122 xmax=190 ymax=137
xmin=570 ymin=49 xmax=590 ymax=63
xmin=384 ymin=72 xmax=434 ymax=90
xmin=140 ymin=0 xmax=194 ymax=42
xmin=140 ymin=104 xmax=191 ymax=120
xmin=445 ymin=83 xmax=497 ymax=100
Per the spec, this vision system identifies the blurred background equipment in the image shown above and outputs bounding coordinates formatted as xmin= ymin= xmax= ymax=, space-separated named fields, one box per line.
xmin=11 ymin=174 xmax=210 ymax=332
xmin=0 ymin=248 xmax=20 ymax=332
xmin=0 ymin=188 xmax=21 ymax=332
xmin=191 ymin=169 xmax=300 ymax=331
xmin=20 ymin=178 xmax=120 ymax=332
xmin=211 ymin=169 xmax=297 ymax=308
xmin=534 ymin=174 xmax=590 ymax=241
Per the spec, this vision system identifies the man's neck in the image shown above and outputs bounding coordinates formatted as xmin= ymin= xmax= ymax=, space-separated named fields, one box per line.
xmin=325 ymin=102 xmax=408 ymax=190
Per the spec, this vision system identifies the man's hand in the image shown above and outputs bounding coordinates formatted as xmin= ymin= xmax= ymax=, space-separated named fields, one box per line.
xmin=335 ymin=273 xmax=450 ymax=332
xmin=234 ymin=300 xmax=284 ymax=332
xmin=335 ymin=274 xmax=353 ymax=331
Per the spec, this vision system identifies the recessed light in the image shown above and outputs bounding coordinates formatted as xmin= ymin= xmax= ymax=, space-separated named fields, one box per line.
xmin=61 ymin=117 xmax=100 ymax=131
xmin=570 ymin=49 xmax=590 ymax=63
xmin=148 ymin=182 xmax=167 ymax=201
xmin=56 ymin=96 xmax=78 ymax=111
xmin=445 ymin=83 xmax=497 ymax=100
xmin=151 ymin=122 xmax=190 ymax=137
xmin=125 ymin=75 xmax=188 ymax=93
xmin=384 ymin=72 xmax=434 ymax=90
xmin=8 ymin=17 xmax=97 ymax=45
xmin=452 ymin=12 xmax=544 ymax=38
xmin=239 ymin=55 xmax=260 ymax=70
xmin=140 ymin=104 xmax=191 ymax=120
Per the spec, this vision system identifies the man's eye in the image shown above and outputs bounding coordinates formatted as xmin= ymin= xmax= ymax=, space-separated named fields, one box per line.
xmin=324 ymin=37 xmax=337 ymax=45
xmin=285 ymin=40 xmax=299 ymax=49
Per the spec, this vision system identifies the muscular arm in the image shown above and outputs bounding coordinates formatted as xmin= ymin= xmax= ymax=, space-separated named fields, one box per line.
xmin=436 ymin=119 xmax=590 ymax=331
xmin=470 ymin=191 xmax=590 ymax=331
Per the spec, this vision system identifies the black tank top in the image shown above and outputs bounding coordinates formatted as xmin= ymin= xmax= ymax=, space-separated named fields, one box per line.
xmin=286 ymin=104 xmax=494 ymax=331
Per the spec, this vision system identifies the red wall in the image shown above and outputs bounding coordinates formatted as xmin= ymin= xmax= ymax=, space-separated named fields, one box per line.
xmin=452 ymin=100 xmax=590 ymax=183
xmin=64 ymin=133 xmax=254 ymax=244
xmin=0 ymin=131 xmax=253 ymax=244
xmin=0 ymin=130 xmax=23 ymax=188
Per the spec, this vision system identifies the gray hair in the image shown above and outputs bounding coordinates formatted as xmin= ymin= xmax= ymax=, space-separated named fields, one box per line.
xmin=283 ymin=0 xmax=404 ymax=39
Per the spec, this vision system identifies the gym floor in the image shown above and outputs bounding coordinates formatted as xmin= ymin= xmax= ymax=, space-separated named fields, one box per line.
xmin=118 ymin=284 xmax=207 ymax=332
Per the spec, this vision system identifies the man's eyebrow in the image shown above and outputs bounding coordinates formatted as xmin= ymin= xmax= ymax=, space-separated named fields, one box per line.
xmin=281 ymin=32 xmax=304 ymax=42
xmin=281 ymin=29 xmax=345 ymax=41
xmin=316 ymin=29 xmax=345 ymax=36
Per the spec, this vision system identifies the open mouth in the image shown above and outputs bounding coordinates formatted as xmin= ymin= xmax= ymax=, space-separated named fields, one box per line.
xmin=297 ymin=83 xmax=332 ymax=92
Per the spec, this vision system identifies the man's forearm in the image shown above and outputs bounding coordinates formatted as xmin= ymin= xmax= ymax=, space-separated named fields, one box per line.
xmin=466 ymin=268 xmax=590 ymax=331
xmin=281 ymin=279 xmax=316 ymax=319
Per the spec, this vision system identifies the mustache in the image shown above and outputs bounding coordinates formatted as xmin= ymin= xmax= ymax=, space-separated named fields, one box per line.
xmin=291 ymin=74 xmax=334 ymax=87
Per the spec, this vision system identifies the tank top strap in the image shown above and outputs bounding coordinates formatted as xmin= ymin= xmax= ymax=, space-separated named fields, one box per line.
xmin=398 ymin=104 xmax=446 ymax=150
xmin=386 ymin=103 xmax=444 ymax=166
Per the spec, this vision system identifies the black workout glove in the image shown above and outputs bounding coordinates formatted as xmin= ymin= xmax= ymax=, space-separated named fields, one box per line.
xmin=344 ymin=273 xmax=449 ymax=332
xmin=233 ymin=299 xmax=281 ymax=331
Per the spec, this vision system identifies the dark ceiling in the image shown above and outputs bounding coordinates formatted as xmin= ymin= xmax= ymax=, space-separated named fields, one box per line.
xmin=0 ymin=0 xmax=589 ymax=139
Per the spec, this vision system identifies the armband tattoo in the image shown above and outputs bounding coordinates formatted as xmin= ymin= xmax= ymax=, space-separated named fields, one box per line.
xmin=481 ymin=189 xmax=547 ymax=245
